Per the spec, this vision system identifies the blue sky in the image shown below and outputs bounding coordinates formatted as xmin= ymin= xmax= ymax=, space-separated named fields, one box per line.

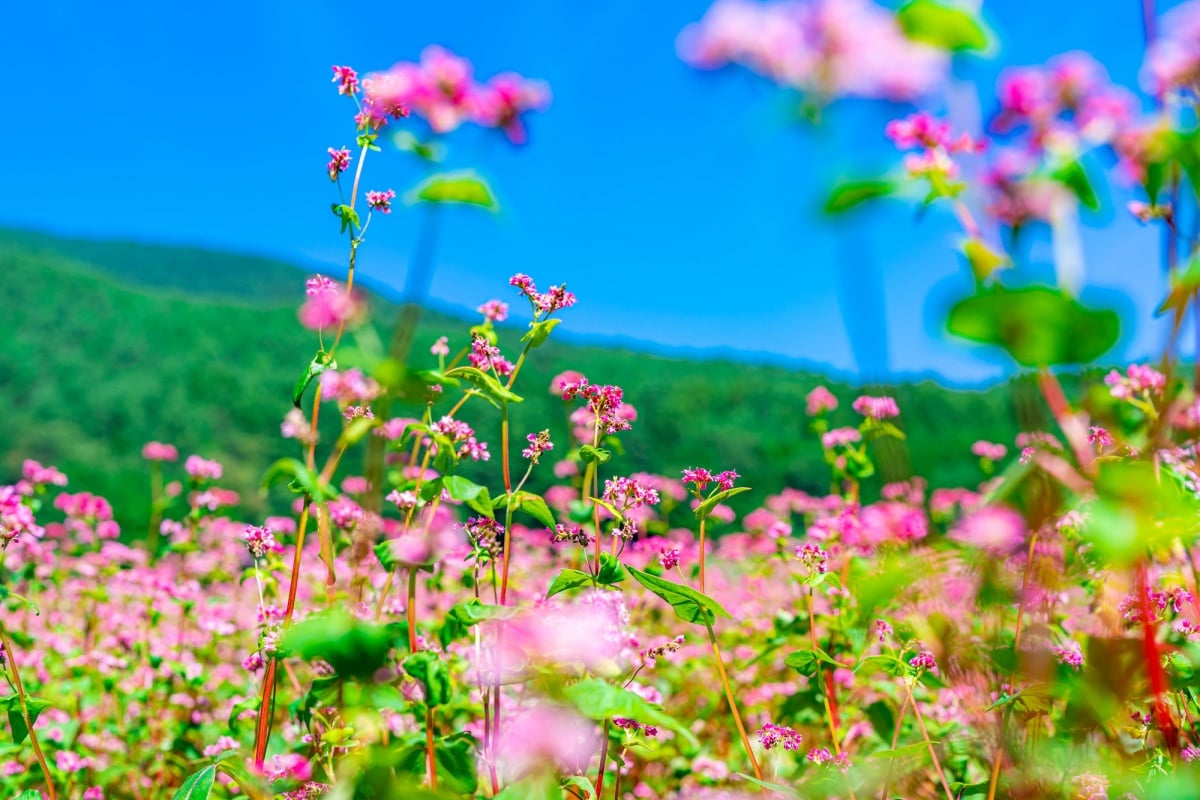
xmin=2 ymin=0 xmax=1187 ymax=384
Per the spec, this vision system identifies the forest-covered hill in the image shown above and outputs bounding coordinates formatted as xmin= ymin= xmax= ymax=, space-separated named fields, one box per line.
xmin=0 ymin=227 xmax=1036 ymax=533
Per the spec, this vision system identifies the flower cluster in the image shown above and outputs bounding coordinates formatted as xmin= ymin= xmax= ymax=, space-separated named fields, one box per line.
xmin=678 ymin=0 xmax=947 ymax=102
xmin=756 ymin=722 xmax=803 ymax=751
xmin=509 ymin=273 xmax=578 ymax=315
xmin=353 ymin=47 xmax=550 ymax=143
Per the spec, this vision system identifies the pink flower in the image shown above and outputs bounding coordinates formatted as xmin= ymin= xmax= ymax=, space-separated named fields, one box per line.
xmin=522 ymin=430 xmax=554 ymax=463
xmin=477 ymin=299 xmax=509 ymax=322
xmin=1104 ymin=363 xmax=1166 ymax=400
xmin=242 ymin=525 xmax=283 ymax=560
xmin=677 ymin=0 xmax=947 ymax=102
xmin=909 ymin=650 xmax=937 ymax=673
xmin=320 ymin=368 xmax=380 ymax=405
xmin=430 ymin=335 xmax=449 ymax=357
xmin=22 ymin=459 xmax=67 ymax=486
xmin=852 ymin=394 xmax=899 ymax=419
xmin=331 ymin=65 xmax=359 ymax=96
xmin=550 ymin=370 xmax=587 ymax=396
xmin=366 ymin=188 xmax=395 ymax=213
xmin=1052 ymin=641 xmax=1084 ymax=670
xmin=757 ymin=722 xmax=803 ymax=751
xmin=326 ymin=147 xmax=351 ymax=180
xmin=495 ymin=705 xmax=599 ymax=781
xmin=807 ymin=747 xmax=834 ymax=765
xmin=822 ymin=427 xmax=861 ymax=449
xmin=470 ymin=72 xmax=552 ymax=144
xmin=948 ymin=506 xmax=1026 ymax=555
xmin=184 ymin=455 xmax=223 ymax=482
xmin=805 ymin=385 xmax=838 ymax=415
xmin=298 ymin=277 xmax=362 ymax=331
xmin=141 ymin=441 xmax=179 ymax=463
xmin=971 ymin=440 xmax=1007 ymax=461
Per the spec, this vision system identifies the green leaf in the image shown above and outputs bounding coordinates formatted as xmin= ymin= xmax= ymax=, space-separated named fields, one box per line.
xmin=495 ymin=491 xmax=557 ymax=528
xmin=734 ymin=774 xmax=801 ymax=798
xmin=596 ymin=552 xmax=625 ymax=586
xmin=869 ymin=740 xmax=941 ymax=760
xmin=897 ymin=0 xmax=990 ymax=51
xmin=521 ymin=318 xmax=562 ymax=349
xmin=393 ymin=130 xmax=444 ymax=162
xmin=283 ymin=612 xmax=397 ymax=680
xmin=447 ymin=599 xmax=518 ymax=627
xmin=1 ymin=696 xmax=52 ymax=745
xmin=561 ymin=776 xmax=598 ymax=800
xmin=292 ymin=350 xmax=335 ymax=408
xmin=331 ymin=203 xmax=362 ymax=235
xmin=403 ymin=651 xmax=452 ymax=706
xmin=260 ymin=457 xmax=337 ymax=501
xmin=1052 ymin=159 xmax=1101 ymax=211
xmin=627 ymin=566 xmax=731 ymax=626
xmin=547 ymin=568 xmax=595 ymax=598
xmin=442 ymin=475 xmax=485 ymax=503
xmin=1081 ymin=460 xmax=1200 ymax=563
xmin=465 ymin=485 xmax=495 ymax=520
xmin=564 ymin=678 xmax=699 ymax=750
xmin=391 ymin=732 xmax=479 ymax=795
xmin=963 ymin=238 xmax=1010 ymax=283
xmin=406 ymin=170 xmax=499 ymax=210
xmin=170 ymin=763 xmax=218 ymax=800
xmin=447 ymin=366 xmax=523 ymax=406
xmin=946 ymin=285 xmax=1120 ymax=366
xmin=495 ymin=777 xmax=564 ymax=800
xmin=16 ymin=791 xmax=43 ymax=800
xmin=784 ymin=648 xmax=841 ymax=676
xmin=694 ymin=486 xmax=751 ymax=519
xmin=579 ymin=445 xmax=611 ymax=465
xmin=824 ymin=179 xmax=897 ymax=214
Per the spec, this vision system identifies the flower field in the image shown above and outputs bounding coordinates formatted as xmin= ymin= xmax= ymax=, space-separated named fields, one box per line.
xmin=7 ymin=2 xmax=1200 ymax=799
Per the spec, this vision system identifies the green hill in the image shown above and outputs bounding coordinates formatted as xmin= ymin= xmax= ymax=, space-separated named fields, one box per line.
xmin=0 ymin=228 xmax=1029 ymax=534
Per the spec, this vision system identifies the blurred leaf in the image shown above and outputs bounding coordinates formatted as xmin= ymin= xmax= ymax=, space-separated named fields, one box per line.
xmin=963 ymin=238 xmax=1011 ymax=283
xmin=393 ymin=130 xmax=444 ymax=162
xmin=579 ymin=445 xmax=611 ymax=465
xmin=406 ymin=170 xmax=498 ymax=210
xmin=946 ymin=285 xmax=1119 ymax=366
xmin=1080 ymin=460 xmax=1200 ymax=563
xmin=446 ymin=599 xmax=518 ymax=627
xmin=897 ymin=0 xmax=990 ymax=51
xmin=564 ymin=678 xmax=699 ymax=750
xmin=734 ymin=774 xmax=801 ymax=798
xmin=561 ymin=776 xmax=598 ymax=800
xmin=391 ymin=732 xmax=479 ymax=795
xmin=1052 ymin=159 xmax=1100 ymax=211
xmin=869 ymin=740 xmax=940 ymax=759
xmin=403 ymin=651 xmax=452 ymax=706
xmin=784 ymin=648 xmax=841 ymax=677
xmin=824 ymin=179 xmax=897 ymax=214
xmin=261 ymin=457 xmax=337 ymax=501
xmin=627 ymin=566 xmax=731 ymax=626
xmin=495 ymin=777 xmax=564 ymax=800
xmin=283 ymin=612 xmax=396 ymax=680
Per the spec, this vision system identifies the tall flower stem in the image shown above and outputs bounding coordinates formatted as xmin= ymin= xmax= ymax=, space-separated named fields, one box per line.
xmin=253 ymin=504 xmax=311 ymax=766
xmin=0 ymin=626 xmax=56 ymax=800
xmin=904 ymin=678 xmax=955 ymax=800
xmin=698 ymin=516 xmax=707 ymax=594
xmin=705 ymin=622 xmax=764 ymax=782
xmin=985 ymin=531 xmax=1039 ymax=800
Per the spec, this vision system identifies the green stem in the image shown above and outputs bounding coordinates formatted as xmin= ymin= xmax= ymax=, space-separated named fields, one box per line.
xmin=705 ymin=622 xmax=764 ymax=784
xmin=0 ymin=627 xmax=56 ymax=800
